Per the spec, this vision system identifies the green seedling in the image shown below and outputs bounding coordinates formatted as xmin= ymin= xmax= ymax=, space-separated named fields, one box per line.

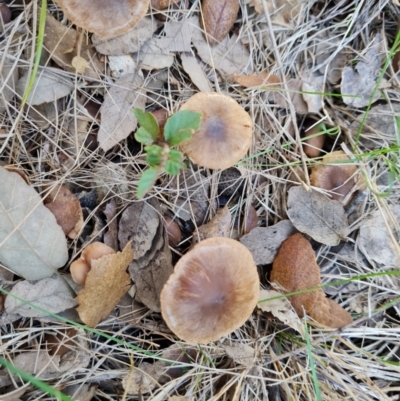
xmin=133 ymin=108 xmax=202 ymax=199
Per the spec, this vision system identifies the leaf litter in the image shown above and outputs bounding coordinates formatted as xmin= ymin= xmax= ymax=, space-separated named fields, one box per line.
xmin=1 ymin=1 xmax=400 ymax=400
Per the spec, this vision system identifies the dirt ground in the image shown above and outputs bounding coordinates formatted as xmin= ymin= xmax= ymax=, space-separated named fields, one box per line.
xmin=1 ymin=0 xmax=400 ymax=400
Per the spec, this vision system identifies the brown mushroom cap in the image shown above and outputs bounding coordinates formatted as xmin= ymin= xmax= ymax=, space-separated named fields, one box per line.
xmin=179 ymin=92 xmax=253 ymax=170
xmin=310 ymin=150 xmax=358 ymax=203
xmin=70 ymin=242 xmax=115 ymax=285
xmin=160 ymin=237 xmax=260 ymax=344
xmin=53 ymin=0 xmax=150 ymax=37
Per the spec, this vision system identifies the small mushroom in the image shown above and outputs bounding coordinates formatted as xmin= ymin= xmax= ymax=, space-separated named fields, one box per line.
xmin=160 ymin=237 xmax=260 ymax=344
xmin=70 ymin=242 xmax=115 ymax=285
xmin=310 ymin=150 xmax=358 ymax=204
xmin=53 ymin=0 xmax=150 ymax=37
xmin=179 ymin=92 xmax=253 ymax=170
xmin=302 ymin=121 xmax=326 ymax=158
xmin=163 ymin=216 xmax=182 ymax=247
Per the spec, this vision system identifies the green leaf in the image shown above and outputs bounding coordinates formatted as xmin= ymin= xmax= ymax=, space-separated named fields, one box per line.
xmin=137 ymin=167 xmax=159 ymax=199
xmin=167 ymin=130 xmax=193 ymax=146
xmin=165 ymin=159 xmax=184 ymax=175
xmin=135 ymin=127 xmax=156 ymax=145
xmin=168 ymin=148 xmax=184 ymax=163
xmin=145 ymin=144 xmax=163 ymax=165
xmin=164 ymin=110 xmax=202 ymax=145
xmin=133 ymin=108 xmax=159 ymax=140
xmin=165 ymin=150 xmax=186 ymax=175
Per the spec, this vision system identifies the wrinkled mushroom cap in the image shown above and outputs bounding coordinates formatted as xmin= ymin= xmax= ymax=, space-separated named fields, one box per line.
xmin=310 ymin=151 xmax=358 ymax=203
xmin=53 ymin=0 xmax=150 ymax=37
xmin=179 ymin=92 xmax=253 ymax=170
xmin=160 ymin=237 xmax=260 ymax=344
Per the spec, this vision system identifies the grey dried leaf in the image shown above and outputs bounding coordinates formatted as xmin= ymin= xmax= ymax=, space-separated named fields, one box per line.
xmin=171 ymin=170 xmax=215 ymax=225
xmin=0 ymin=167 xmax=68 ymax=280
xmin=341 ymin=34 xmax=383 ymax=108
xmin=118 ymin=201 xmax=161 ymax=261
xmin=223 ymin=343 xmax=255 ymax=368
xmin=240 ymin=220 xmax=297 ymax=265
xmin=130 ymin=229 xmax=174 ymax=312
xmin=98 ymin=71 xmax=146 ymax=152
xmin=13 ymin=352 xmax=62 ymax=379
xmin=0 ymin=63 xmax=18 ymax=113
xmin=258 ymin=289 xmax=304 ymax=335
xmin=103 ymin=199 xmax=118 ymax=251
xmin=5 ymin=275 xmax=77 ymax=318
xmin=158 ymin=20 xmax=193 ymax=52
xmin=301 ymin=72 xmax=324 ymax=113
xmin=123 ymin=361 xmax=166 ymax=395
xmin=349 ymin=104 xmax=400 ymax=147
xmin=16 ymin=71 xmax=73 ymax=106
xmin=287 ymin=186 xmax=349 ymax=246
xmin=135 ymin=40 xmax=174 ymax=70
xmin=181 ymin=54 xmax=212 ymax=92
xmin=267 ymin=78 xmax=308 ymax=114
xmin=92 ymin=18 xmax=157 ymax=56
xmin=191 ymin=16 xmax=252 ymax=77
xmin=358 ymin=205 xmax=400 ymax=267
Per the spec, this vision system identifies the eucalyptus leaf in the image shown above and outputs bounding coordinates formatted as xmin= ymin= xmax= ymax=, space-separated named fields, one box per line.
xmin=167 ymin=129 xmax=192 ymax=146
xmin=165 ymin=159 xmax=185 ymax=175
xmin=135 ymin=127 xmax=156 ymax=145
xmin=137 ymin=167 xmax=159 ymax=199
xmin=164 ymin=110 xmax=202 ymax=144
xmin=0 ymin=167 xmax=68 ymax=280
xmin=145 ymin=144 xmax=163 ymax=166
xmin=133 ymin=108 xmax=159 ymax=140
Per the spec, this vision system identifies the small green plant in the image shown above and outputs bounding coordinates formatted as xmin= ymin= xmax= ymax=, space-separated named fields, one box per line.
xmin=133 ymin=108 xmax=202 ymax=198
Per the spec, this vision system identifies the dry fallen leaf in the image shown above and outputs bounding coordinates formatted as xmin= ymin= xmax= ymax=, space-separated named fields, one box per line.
xmin=103 ymin=199 xmax=119 ymax=251
xmin=245 ymin=0 xmax=302 ymax=24
xmin=0 ymin=62 xmax=17 ymax=114
xmin=171 ymin=170 xmax=216 ymax=225
xmin=223 ymin=343 xmax=255 ymax=368
xmin=122 ymin=362 xmax=165 ymax=395
xmin=44 ymin=185 xmax=82 ymax=237
xmin=13 ymin=328 xmax=90 ymax=378
xmin=193 ymin=206 xmax=231 ymax=243
xmin=191 ymin=16 xmax=252 ymax=77
xmin=92 ymin=18 xmax=157 ymax=56
xmin=181 ymin=53 xmax=212 ymax=92
xmin=270 ymin=233 xmax=352 ymax=328
xmin=267 ymin=78 xmax=308 ymax=114
xmin=5 ymin=275 xmax=77 ymax=318
xmin=118 ymin=201 xmax=161 ymax=263
xmin=44 ymin=13 xmax=103 ymax=80
xmin=287 ymin=186 xmax=349 ymax=246
xmin=358 ymin=205 xmax=400 ymax=267
xmin=16 ymin=70 xmax=74 ymax=106
xmin=301 ymin=72 xmax=324 ymax=113
xmin=130 ymin=229 xmax=174 ymax=312
xmin=234 ymin=72 xmax=282 ymax=87
xmin=341 ymin=34 xmax=383 ymax=108
xmin=98 ymin=70 xmax=146 ymax=152
xmin=349 ymin=103 xmax=400 ymax=147
xmin=201 ymin=0 xmax=239 ymax=44
xmin=158 ymin=20 xmax=193 ymax=52
xmin=0 ymin=167 xmax=68 ymax=280
xmin=258 ymin=289 xmax=304 ymax=335
xmin=76 ymin=242 xmax=133 ymax=327
xmin=240 ymin=220 xmax=297 ymax=265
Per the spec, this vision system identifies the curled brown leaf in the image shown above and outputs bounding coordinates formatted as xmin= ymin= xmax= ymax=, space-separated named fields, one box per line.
xmin=201 ymin=0 xmax=239 ymax=45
